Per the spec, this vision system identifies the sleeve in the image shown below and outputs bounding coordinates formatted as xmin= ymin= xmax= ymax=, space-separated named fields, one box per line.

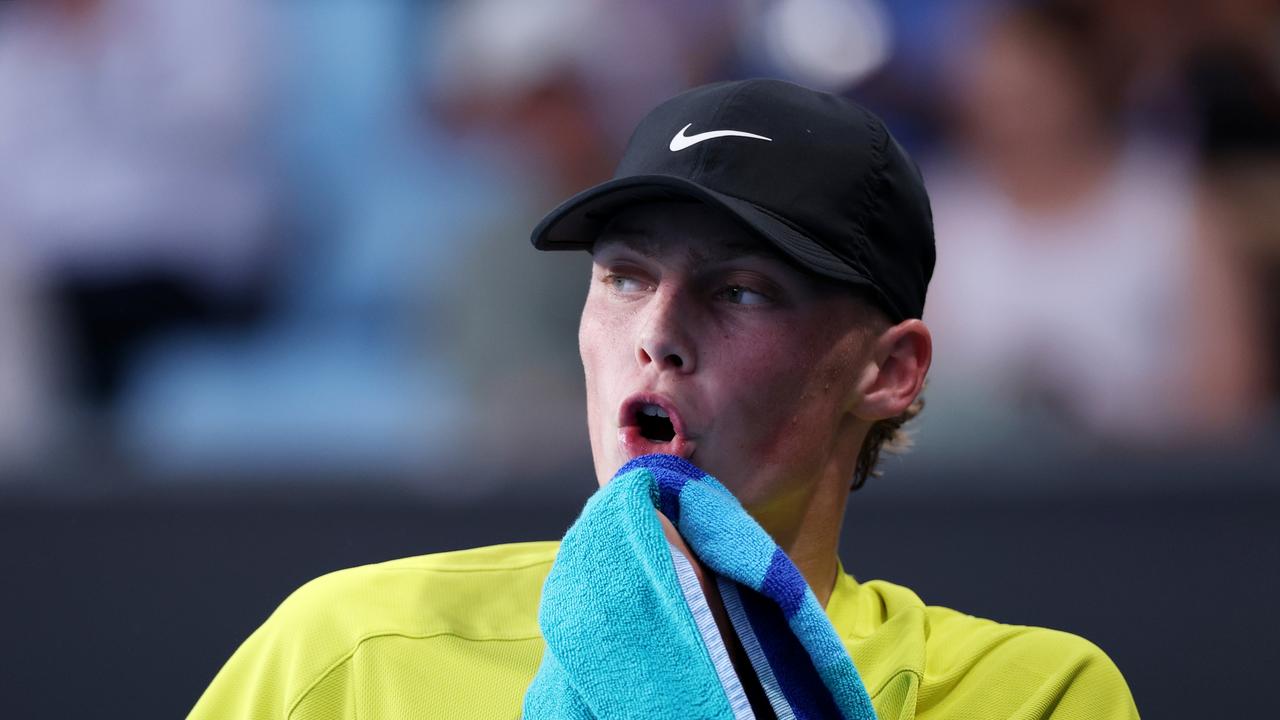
xmin=187 ymin=581 xmax=358 ymax=720
xmin=1041 ymin=641 xmax=1140 ymax=720
xmin=987 ymin=630 xmax=1139 ymax=720
xmin=926 ymin=617 xmax=1141 ymax=720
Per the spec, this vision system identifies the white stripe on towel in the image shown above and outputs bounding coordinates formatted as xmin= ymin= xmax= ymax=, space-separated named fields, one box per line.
xmin=669 ymin=544 xmax=756 ymax=720
xmin=718 ymin=577 xmax=796 ymax=720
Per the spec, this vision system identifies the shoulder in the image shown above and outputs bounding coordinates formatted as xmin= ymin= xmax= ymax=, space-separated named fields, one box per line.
xmin=920 ymin=603 xmax=1138 ymax=719
xmin=189 ymin=541 xmax=559 ymax=720
xmin=837 ymin=576 xmax=1137 ymax=718
xmin=270 ymin=540 xmax=559 ymax=652
xmin=923 ymin=602 xmax=1122 ymax=674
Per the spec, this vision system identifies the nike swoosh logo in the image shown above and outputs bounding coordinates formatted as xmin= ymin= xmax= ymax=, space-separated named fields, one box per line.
xmin=668 ymin=123 xmax=773 ymax=151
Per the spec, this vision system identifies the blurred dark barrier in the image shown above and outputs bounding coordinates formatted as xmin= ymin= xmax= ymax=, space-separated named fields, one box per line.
xmin=2 ymin=469 xmax=1276 ymax=719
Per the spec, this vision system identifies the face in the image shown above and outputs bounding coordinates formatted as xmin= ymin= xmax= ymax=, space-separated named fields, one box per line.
xmin=579 ymin=201 xmax=880 ymax=511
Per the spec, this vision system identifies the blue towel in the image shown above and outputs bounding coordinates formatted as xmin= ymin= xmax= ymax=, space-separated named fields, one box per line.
xmin=523 ymin=454 xmax=877 ymax=719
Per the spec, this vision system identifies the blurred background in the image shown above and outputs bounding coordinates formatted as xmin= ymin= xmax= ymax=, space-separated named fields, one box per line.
xmin=0 ymin=0 xmax=1276 ymax=717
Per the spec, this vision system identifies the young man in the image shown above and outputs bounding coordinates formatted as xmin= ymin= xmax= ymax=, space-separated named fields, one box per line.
xmin=190 ymin=79 xmax=1139 ymax=718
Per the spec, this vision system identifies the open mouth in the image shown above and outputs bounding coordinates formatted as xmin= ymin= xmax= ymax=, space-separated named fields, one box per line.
xmin=617 ymin=394 xmax=694 ymax=460
xmin=635 ymin=404 xmax=676 ymax=442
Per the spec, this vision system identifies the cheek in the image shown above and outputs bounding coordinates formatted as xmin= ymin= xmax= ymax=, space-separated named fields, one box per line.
xmin=723 ymin=329 xmax=859 ymax=465
xmin=579 ymin=298 xmax=631 ymax=453
xmin=579 ymin=311 xmax=604 ymax=426
xmin=579 ymin=299 xmax=628 ymax=383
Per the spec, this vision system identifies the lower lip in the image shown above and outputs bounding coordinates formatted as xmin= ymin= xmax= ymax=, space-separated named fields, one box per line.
xmin=618 ymin=426 xmax=695 ymax=461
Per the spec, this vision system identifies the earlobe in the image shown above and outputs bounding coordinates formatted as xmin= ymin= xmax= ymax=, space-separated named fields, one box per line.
xmin=855 ymin=320 xmax=932 ymax=421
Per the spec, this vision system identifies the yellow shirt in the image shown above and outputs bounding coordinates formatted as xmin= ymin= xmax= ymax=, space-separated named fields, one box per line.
xmin=189 ymin=541 xmax=1138 ymax=719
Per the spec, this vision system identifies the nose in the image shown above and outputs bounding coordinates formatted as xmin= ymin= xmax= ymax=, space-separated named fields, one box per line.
xmin=636 ymin=289 xmax=697 ymax=374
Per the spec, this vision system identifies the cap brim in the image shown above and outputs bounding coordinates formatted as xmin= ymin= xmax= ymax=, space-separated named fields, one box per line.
xmin=531 ymin=174 xmax=871 ymax=288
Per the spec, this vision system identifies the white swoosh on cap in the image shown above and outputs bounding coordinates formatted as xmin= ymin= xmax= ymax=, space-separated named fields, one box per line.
xmin=669 ymin=123 xmax=773 ymax=152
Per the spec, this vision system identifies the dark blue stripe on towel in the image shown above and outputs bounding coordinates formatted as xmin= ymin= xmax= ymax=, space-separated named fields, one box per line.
xmin=619 ymin=453 xmax=700 ymax=524
xmin=761 ymin=547 xmax=807 ymax=619
xmin=740 ymin=584 xmax=844 ymax=720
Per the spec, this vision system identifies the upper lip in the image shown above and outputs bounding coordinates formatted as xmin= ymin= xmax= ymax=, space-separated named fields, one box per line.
xmin=618 ymin=391 xmax=691 ymax=440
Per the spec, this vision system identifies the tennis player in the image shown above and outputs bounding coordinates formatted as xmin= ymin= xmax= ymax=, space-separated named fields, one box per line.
xmin=190 ymin=79 xmax=1139 ymax=719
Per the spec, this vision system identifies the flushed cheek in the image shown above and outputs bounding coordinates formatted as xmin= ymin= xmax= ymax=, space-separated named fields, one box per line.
xmin=579 ymin=311 xmax=635 ymax=474
xmin=579 ymin=314 xmax=607 ymax=466
xmin=719 ymin=345 xmax=852 ymax=470
xmin=739 ymin=380 xmax=836 ymax=467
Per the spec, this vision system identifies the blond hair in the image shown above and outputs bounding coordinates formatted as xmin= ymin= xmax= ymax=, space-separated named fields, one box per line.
xmin=852 ymin=394 xmax=924 ymax=491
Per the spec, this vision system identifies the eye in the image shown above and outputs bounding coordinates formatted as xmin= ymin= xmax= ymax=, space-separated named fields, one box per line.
xmin=604 ymin=273 xmax=650 ymax=294
xmin=718 ymin=285 xmax=769 ymax=305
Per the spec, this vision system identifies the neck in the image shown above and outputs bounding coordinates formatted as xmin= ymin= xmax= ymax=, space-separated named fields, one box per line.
xmin=748 ymin=423 xmax=863 ymax=607
xmin=748 ymin=476 xmax=850 ymax=607
xmin=659 ymin=467 xmax=851 ymax=608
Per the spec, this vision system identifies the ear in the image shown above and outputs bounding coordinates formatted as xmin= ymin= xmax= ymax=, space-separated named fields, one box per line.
xmin=854 ymin=319 xmax=932 ymax=421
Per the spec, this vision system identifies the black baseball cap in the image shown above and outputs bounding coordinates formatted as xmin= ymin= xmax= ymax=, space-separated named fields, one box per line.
xmin=530 ymin=78 xmax=935 ymax=322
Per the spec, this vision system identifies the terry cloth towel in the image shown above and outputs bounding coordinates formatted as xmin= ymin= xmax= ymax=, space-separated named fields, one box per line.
xmin=523 ymin=454 xmax=877 ymax=720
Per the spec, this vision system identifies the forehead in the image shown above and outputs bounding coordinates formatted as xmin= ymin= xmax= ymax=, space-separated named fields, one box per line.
xmin=593 ymin=201 xmax=786 ymax=266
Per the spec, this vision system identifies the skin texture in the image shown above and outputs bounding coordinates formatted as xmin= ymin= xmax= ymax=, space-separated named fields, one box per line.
xmin=578 ymin=200 xmax=932 ymax=718
xmin=578 ymin=200 xmax=932 ymax=605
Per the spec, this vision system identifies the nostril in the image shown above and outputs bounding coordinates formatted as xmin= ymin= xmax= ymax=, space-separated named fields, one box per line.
xmin=666 ymin=354 xmax=683 ymax=368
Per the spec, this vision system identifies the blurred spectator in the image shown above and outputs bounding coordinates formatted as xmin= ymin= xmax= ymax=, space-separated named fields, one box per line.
xmin=116 ymin=0 xmax=484 ymax=482
xmin=4 ymin=0 xmax=1272 ymax=487
xmin=1181 ymin=0 xmax=1280 ymax=425
xmin=0 ymin=0 xmax=275 ymax=413
xmin=920 ymin=1 xmax=1220 ymax=450
xmin=113 ymin=0 xmax=746 ymax=486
